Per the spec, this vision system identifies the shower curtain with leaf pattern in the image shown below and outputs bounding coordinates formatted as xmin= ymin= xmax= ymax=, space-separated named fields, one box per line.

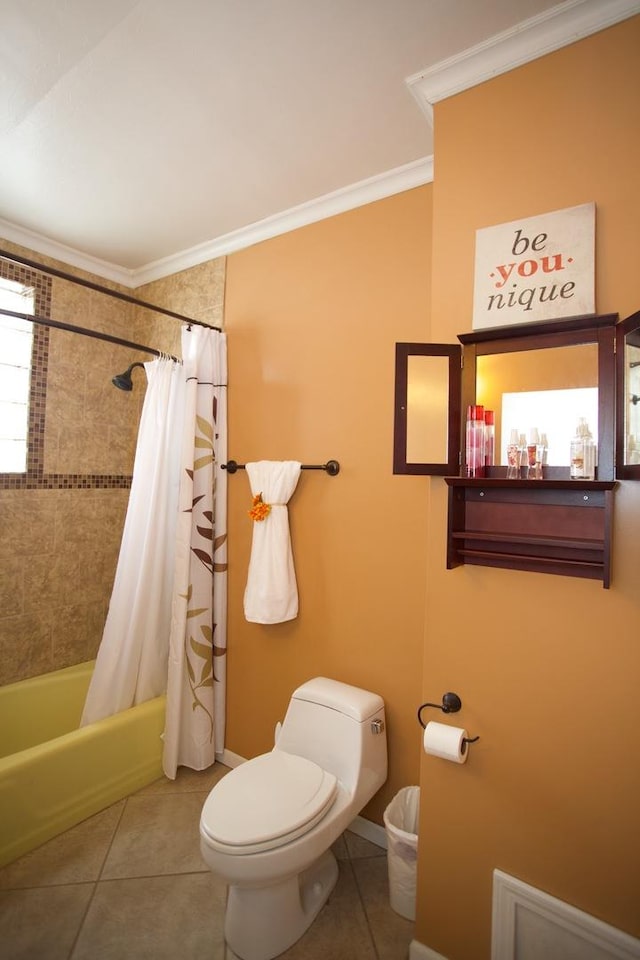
xmin=81 ymin=327 xmax=227 ymax=779
xmin=163 ymin=326 xmax=227 ymax=777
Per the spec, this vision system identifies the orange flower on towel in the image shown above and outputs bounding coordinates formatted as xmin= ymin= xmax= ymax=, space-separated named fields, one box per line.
xmin=249 ymin=492 xmax=271 ymax=522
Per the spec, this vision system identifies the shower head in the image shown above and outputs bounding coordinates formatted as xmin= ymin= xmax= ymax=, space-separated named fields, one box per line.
xmin=112 ymin=362 xmax=146 ymax=391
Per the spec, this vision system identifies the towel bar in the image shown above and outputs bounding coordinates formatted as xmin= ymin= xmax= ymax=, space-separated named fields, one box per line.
xmin=222 ymin=459 xmax=340 ymax=476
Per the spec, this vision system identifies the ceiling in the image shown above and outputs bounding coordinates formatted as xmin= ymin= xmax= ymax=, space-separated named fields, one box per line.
xmin=0 ymin=0 xmax=636 ymax=285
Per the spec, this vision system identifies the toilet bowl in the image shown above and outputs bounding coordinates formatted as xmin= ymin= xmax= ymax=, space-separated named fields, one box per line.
xmin=199 ymin=677 xmax=387 ymax=960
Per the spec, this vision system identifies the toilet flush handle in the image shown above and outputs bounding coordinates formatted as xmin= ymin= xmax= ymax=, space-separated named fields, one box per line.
xmin=370 ymin=719 xmax=385 ymax=734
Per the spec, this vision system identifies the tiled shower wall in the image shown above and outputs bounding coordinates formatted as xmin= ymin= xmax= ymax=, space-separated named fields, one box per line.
xmin=0 ymin=241 xmax=225 ymax=687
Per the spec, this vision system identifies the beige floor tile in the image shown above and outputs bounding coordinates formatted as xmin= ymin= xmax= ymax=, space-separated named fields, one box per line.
xmin=71 ymin=873 xmax=227 ymax=960
xmin=134 ymin=762 xmax=230 ymax=797
xmin=331 ymin=833 xmax=349 ymax=860
xmin=0 ymin=802 xmax=125 ymax=890
xmin=344 ymin=829 xmax=387 ymax=860
xmin=0 ymin=783 xmax=404 ymax=960
xmin=352 ymin=856 xmax=415 ymax=960
xmin=101 ymin=793 xmax=208 ymax=879
xmin=0 ymin=883 xmax=94 ymax=960
xmin=274 ymin=860 xmax=377 ymax=960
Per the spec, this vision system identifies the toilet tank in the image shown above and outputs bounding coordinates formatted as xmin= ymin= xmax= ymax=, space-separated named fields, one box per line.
xmin=274 ymin=678 xmax=387 ymax=797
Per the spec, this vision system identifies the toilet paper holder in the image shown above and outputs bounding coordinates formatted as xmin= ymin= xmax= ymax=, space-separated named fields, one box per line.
xmin=417 ymin=693 xmax=480 ymax=747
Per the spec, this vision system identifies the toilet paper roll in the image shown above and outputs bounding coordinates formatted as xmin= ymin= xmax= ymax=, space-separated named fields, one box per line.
xmin=423 ymin=721 xmax=469 ymax=764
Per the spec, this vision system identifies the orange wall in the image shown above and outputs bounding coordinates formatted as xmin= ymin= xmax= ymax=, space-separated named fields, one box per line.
xmin=224 ymin=189 xmax=432 ymax=820
xmin=222 ymin=18 xmax=640 ymax=956
xmin=419 ymin=18 xmax=640 ymax=959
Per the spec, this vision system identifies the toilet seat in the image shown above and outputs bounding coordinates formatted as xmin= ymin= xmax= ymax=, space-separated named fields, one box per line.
xmin=200 ymin=751 xmax=338 ymax=856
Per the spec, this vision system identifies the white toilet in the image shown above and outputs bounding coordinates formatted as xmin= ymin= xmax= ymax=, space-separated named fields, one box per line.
xmin=199 ymin=677 xmax=387 ymax=960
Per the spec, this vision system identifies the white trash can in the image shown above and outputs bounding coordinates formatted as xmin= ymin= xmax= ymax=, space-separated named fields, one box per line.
xmin=383 ymin=785 xmax=420 ymax=921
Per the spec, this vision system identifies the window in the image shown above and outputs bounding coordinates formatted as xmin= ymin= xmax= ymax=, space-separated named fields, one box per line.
xmin=0 ymin=278 xmax=35 ymax=472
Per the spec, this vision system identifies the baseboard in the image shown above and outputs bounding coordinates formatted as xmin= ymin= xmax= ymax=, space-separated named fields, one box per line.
xmin=216 ymin=748 xmax=245 ymax=769
xmin=348 ymin=814 xmax=387 ymax=850
xmin=409 ymin=941 xmax=449 ymax=960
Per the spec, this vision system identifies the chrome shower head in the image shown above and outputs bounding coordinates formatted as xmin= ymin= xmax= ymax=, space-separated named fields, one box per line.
xmin=112 ymin=362 xmax=145 ymax=391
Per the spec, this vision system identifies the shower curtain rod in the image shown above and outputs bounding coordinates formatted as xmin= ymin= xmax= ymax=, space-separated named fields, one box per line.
xmin=0 ymin=249 xmax=221 ymax=331
xmin=0 ymin=307 xmax=178 ymax=361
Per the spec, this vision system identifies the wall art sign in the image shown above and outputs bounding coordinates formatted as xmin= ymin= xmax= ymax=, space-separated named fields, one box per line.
xmin=472 ymin=202 xmax=595 ymax=330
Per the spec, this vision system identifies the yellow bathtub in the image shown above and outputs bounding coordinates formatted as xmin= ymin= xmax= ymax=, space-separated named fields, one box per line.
xmin=0 ymin=660 xmax=165 ymax=867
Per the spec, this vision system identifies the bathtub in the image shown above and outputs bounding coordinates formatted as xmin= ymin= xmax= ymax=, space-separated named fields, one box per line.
xmin=0 ymin=660 xmax=165 ymax=867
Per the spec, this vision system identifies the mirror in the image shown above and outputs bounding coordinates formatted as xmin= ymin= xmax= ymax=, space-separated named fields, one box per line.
xmin=616 ymin=309 xmax=640 ymax=479
xmin=624 ymin=341 xmax=640 ymax=460
xmin=476 ymin=344 xmax=598 ymax=467
xmin=393 ymin=344 xmax=461 ymax=475
xmin=407 ymin=355 xmax=450 ymax=463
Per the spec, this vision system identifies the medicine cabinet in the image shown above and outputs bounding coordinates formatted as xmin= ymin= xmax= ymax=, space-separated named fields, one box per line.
xmin=616 ymin=308 xmax=640 ymax=479
xmin=392 ymin=311 xmax=639 ymax=588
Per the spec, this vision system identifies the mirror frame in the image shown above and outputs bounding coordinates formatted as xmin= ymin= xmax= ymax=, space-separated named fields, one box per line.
xmin=616 ymin=308 xmax=640 ymax=480
xmin=394 ymin=313 xmax=619 ymax=479
xmin=393 ymin=343 xmax=461 ymax=475
xmin=459 ymin=313 xmax=617 ymax=481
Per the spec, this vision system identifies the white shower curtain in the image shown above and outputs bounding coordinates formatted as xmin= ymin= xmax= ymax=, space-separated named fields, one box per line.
xmin=81 ymin=327 xmax=228 ymax=780
xmin=162 ymin=326 xmax=227 ymax=777
xmin=81 ymin=358 xmax=186 ymax=724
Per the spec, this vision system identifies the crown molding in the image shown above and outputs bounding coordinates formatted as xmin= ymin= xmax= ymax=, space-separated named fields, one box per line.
xmin=0 ymin=157 xmax=433 ymax=288
xmin=131 ymin=157 xmax=434 ymax=286
xmin=0 ymin=217 xmax=136 ymax=287
xmin=3 ymin=0 xmax=639 ymax=288
xmin=407 ymin=0 xmax=640 ymax=124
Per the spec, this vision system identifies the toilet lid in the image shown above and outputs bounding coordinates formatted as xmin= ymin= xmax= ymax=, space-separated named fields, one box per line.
xmin=200 ymin=751 xmax=337 ymax=854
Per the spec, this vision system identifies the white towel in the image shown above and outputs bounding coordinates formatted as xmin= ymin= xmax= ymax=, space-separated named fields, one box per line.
xmin=243 ymin=461 xmax=302 ymax=624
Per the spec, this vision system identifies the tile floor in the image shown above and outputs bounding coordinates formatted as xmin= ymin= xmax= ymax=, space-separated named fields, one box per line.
xmin=0 ymin=764 xmax=414 ymax=960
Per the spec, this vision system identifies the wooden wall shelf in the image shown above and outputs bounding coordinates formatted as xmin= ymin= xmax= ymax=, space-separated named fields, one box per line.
xmin=444 ymin=478 xmax=616 ymax=588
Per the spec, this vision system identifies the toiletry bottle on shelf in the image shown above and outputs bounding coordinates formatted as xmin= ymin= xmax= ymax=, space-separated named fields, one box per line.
xmin=570 ymin=417 xmax=596 ymax=480
xmin=484 ymin=410 xmax=495 ymax=469
xmin=582 ymin=419 xmax=596 ymax=479
xmin=539 ymin=432 xmax=549 ymax=465
xmin=506 ymin=428 xmax=520 ymax=479
xmin=526 ymin=428 xmax=539 ymax=479
xmin=518 ymin=433 xmax=527 ymax=478
xmin=534 ymin=430 xmax=546 ymax=480
xmin=570 ymin=419 xmax=585 ymax=479
xmin=465 ymin=405 xmax=485 ymax=478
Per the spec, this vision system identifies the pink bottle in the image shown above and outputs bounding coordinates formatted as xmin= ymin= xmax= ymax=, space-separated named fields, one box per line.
xmin=465 ymin=404 xmax=485 ymax=478
xmin=484 ymin=410 xmax=495 ymax=468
